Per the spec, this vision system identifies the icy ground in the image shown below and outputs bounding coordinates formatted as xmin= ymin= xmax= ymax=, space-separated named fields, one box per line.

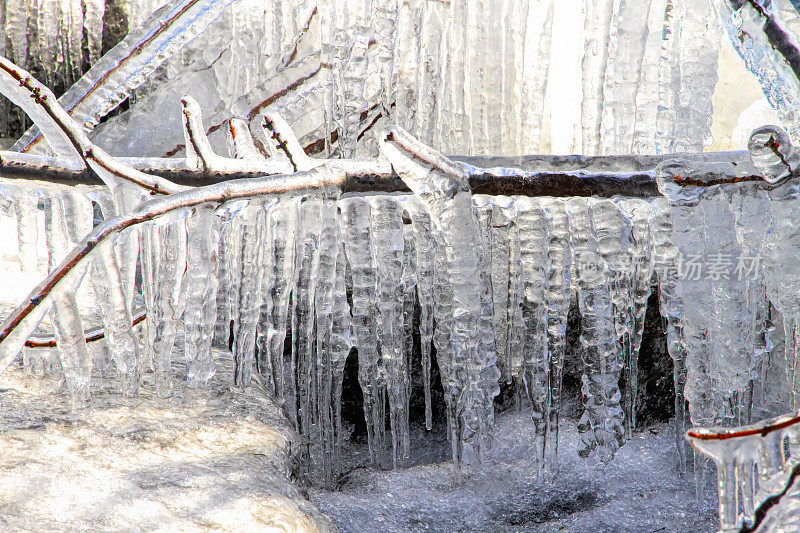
xmin=0 ymin=353 xmax=334 ymax=532
xmin=309 ymin=411 xmax=718 ymax=532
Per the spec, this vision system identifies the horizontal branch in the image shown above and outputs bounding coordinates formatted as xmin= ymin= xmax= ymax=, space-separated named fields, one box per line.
xmin=686 ymin=411 xmax=800 ymax=441
xmin=0 ymin=149 xmax=772 ymax=198
xmin=24 ymin=309 xmax=146 ymax=348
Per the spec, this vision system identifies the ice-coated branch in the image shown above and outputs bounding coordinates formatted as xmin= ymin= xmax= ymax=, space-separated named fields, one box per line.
xmin=24 ymin=309 xmax=146 ymax=349
xmin=0 ymin=166 xmax=346 ymax=378
xmin=748 ymin=124 xmax=800 ymax=183
xmin=14 ymin=0 xmax=239 ymax=154
xmin=179 ymin=96 xmax=291 ymax=175
xmin=738 ymin=0 xmax=800 ymax=82
xmin=181 ymin=95 xmax=224 ymax=172
xmin=0 ymin=56 xmax=187 ymax=195
xmin=0 ymin=55 xmax=786 ymax=200
xmin=229 ymin=118 xmax=265 ymax=162
xmin=656 ymin=125 xmax=800 ymax=200
xmin=262 ymin=111 xmax=316 ymax=172
xmin=687 ymin=411 xmax=800 ymax=530
xmin=717 ymin=0 xmax=800 ymax=141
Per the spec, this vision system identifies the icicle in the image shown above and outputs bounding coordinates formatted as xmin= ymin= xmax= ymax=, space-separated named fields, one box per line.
xmin=656 ymin=0 xmax=720 ymax=153
xmin=519 ymin=0 xmax=554 ymax=154
xmin=184 ymin=203 xmax=220 ymax=387
xmin=340 ymin=195 xmax=385 ymax=466
xmin=43 ymin=189 xmax=93 ymax=272
xmin=688 ymin=412 xmax=800 ymax=531
xmin=631 ymin=0 xmax=669 ymax=154
xmin=233 ymin=200 xmax=270 ymax=388
xmin=315 ymin=195 xmax=345 ymax=485
xmin=213 ymin=203 xmax=244 ymax=349
xmin=414 ymin=1 xmax=447 ymax=148
xmin=144 ymin=217 xmax=187 ymax=398
xmin=90 ymin=239 xmax=140 ymax=396
xmin=5 ymin=0 xmax=30 ymax=68
xmin=401 ymin=203 xmax=417 ymax=402
xmin=369 ymin=195 xmax=410 ymax=467
xmin=650 ymin=197 xmax=689 ymax=472
xmin=373 ymin=0 xmax=398 ymax=114
xmin=598 ymin=200 xmax=639 ymax=443
xmin=14 ymin=190 xmax=39 ymax=277
xmin=393 ymin=0 xmax=422 ymax=134
xmin=499 ymin=0 xmax=525 ymax=154
xmin=465 ymin=0 xmax=502 ymax=154
xmin=331 ymin=240 xmax=352 ymax=468
xmin=505 ymin=198 xmax=525 ymax=382
xmin=49 ymin=265 xmax=92 ymax=409
xmin=581 ymin=0 xmax=615 ymax=155
xmin=542 ymin=199 xmax=570 ymax=471
xmin=567 ymin=198 xmax=627 ymax=464
xmin=599 ymin=0 xmax=653 ymax=154
xmin=441 ymin=0 xmax=468 ymax=154
xmin=515 ymin=196 xmax=550 ymax=470
xmin=82 ymin=0 xmax=105 ymax=67
xmin=65 ymin=0 xmax=84 ymax=86
xmin=256 ymin=196 xmax=299 ymax=401
xmin=485 ymin=196 xmax=513 ymax=382
xmin=615 ymin=198 xmax=655 ymax=437
xmin=381 ymin=129 xmax=500 ymax=469
xmin=407 ymin=197 xmax=436 ymax=431
xmin=323 ymin=0 xmax=372 ymax=157
xmin=656 ymin=163 xmax=761 ymax=510
xmin=291 ymin=195 xmax=324 ymax=449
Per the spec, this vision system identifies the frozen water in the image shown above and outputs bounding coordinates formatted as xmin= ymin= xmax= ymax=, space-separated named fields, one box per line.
xmin=7 ymin=0 xmax=800 ymax=530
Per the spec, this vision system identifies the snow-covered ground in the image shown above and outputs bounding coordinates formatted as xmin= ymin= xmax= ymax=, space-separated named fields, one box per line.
xmin=309 ymin=410 xmax=718 ymax=532
xmin=0 ymin=354 xmax=334 ymax=532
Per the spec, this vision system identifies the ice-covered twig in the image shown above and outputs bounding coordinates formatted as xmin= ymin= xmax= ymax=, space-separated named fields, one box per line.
xmin=0 ymin=58 xmax=83 ymax=162
xmin=262 ymin=111 xmax=316 ymax=172
xmin=0 ymin=166 xmax=345 ymax=378
xmin=229 ymin=118 xmax=265 ymax=162
xmin=24 ymin=309 xmax=146 ymax=348
xmin=736 ymin=0 xmax=800 ymax=82
xmin=383 ymin=127 xmax=470 ymax=181
xmin=182 ymin=96 xmax=224 ymax=172
xmin=748 ymin=124 xmax=800 ymax=184
xmin=183 ymin=97 xmax=299 ymax=178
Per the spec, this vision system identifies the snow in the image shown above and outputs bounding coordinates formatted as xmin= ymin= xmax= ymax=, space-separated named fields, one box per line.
xmin=0 ymin=352 xmax=335 ymax=532
xmin=309 ymin=410 xmax=717 ymax=533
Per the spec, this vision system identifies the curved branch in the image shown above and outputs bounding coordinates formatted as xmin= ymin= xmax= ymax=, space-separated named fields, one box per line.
xmin=686 ymin=411 xmax=800 ymax=442
xmin=181 ymin=96 xmax=218 ymax=172
xmin=0 ymin=166 xmax=347 ymax=377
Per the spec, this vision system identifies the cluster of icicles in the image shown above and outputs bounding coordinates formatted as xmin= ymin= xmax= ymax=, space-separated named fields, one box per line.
xmin=0 ymin=151 xmax=674 ymax=487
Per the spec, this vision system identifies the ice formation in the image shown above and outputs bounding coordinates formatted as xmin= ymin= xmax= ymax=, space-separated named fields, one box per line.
xmin=8 ymin=0 xmax=800 ymax=530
